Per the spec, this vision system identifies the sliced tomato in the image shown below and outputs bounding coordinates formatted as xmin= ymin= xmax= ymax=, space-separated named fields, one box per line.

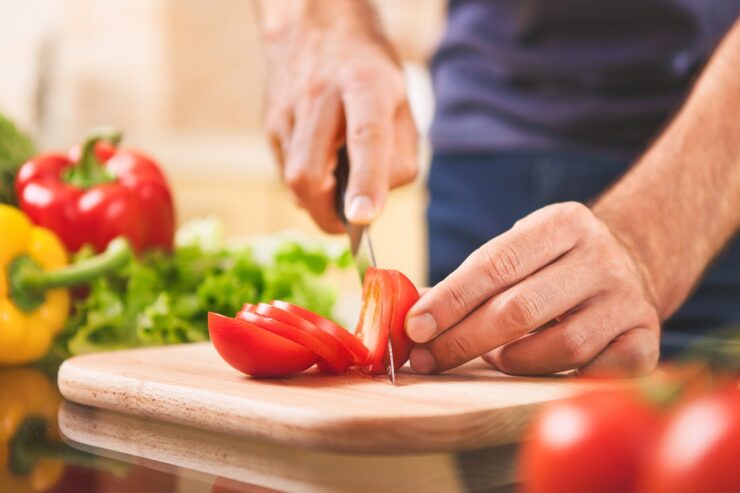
xmin=353 ymin=268 xmax=393 ymax=374
xmin=271 ymin=300 xmax=370 ymax=366
xmin=353 ymin=268 xmax=419 ymax=374
xmin=238 ymin=308 xmax=352 ymax=373
xmin=208 ymin=312 xmax=318 ymax=378
xmin=253 ymin=303 xmax=355 ymax=372
xmin=386 ymin=270 xmax=419 ymax=369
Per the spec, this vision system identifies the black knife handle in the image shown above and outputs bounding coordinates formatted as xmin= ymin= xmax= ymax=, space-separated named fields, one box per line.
xmin=333 ymin=145 xmax=350 ymax=225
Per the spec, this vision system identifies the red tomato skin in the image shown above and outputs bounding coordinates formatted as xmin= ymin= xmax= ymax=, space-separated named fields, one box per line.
xmin=253 ymin=303 xmax=353 ymax=373
xmin=639 ymin=386 xmax=740 ymax=493
xmin=208 ymin=313 xmax=318 ymax=378
xmin=518 ymin=389 xmax=662 ymax=493
xmin=237 ymin=310 xmax=351 ymax=373
xmin=386 ymin=270 xmax=419 ymax=370
xmin=270 ymin=300 xmax=370 ymax=366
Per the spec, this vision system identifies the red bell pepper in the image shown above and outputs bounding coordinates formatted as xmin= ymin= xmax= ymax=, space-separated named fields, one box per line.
xmin=15 ymin=129 xmax=175 ymax=253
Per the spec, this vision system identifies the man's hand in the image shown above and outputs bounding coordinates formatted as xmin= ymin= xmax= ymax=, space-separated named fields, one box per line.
xmin=260 ymin=0 xmax=418 ymax=232
xmin=405 ymin=202 xmax=661 ymax=377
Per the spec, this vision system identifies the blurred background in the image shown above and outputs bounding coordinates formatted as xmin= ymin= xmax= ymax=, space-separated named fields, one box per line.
xmin=0 ymin=0 xmax=446 ymax=286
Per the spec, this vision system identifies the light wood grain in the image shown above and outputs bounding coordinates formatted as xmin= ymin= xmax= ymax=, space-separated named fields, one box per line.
xmin=58 ymin=343 xmax=608 ymax=454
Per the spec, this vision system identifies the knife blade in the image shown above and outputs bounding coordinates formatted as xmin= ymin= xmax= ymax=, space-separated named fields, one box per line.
xmin=334 ymin=146 xmax=396 ymax=384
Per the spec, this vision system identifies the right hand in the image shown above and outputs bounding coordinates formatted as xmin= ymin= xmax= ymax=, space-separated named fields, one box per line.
xmin=263 ymin=12 xmax=418 ymax=233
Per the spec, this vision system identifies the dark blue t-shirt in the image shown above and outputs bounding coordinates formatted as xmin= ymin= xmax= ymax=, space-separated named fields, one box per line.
xmin=431 ymin=0 xmax=740 ymax=157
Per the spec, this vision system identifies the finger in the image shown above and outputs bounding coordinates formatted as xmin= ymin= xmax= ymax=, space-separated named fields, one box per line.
xmin=284 ymin=90 xmax=341 ymax=204
xmin=265 ymin=106 xmax=294 ymax=171
xmin=341 ymin=81 xmax=394 ymax=224
xmin=283 ymin=91 xmax=346 ymax=233
xmin=578 ymin=327 xmax=660 ymax=377
xmin=389 ymin=101 xmax=418 ymax=188
xmin=302 ymin=184 xmax=346 ymax=234
xmin=413 ymin=250 xmax=607 ymax=373
xmin=406 ymin=202 xmax=591 ymax=343
xmin=485 ymin=299 xmax=627 ymax=375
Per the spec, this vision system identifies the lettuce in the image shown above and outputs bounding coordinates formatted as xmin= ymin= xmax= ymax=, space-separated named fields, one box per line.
xmin=56 ymin=222 xmax=348 ymax=357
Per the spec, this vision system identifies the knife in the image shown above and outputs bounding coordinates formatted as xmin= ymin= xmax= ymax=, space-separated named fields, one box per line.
xmin=334 ymin=146 xmax=396 ymax=384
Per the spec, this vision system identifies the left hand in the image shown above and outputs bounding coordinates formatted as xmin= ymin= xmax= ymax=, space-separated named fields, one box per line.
xmin=405 ymin=202 xmax=661 ymax=377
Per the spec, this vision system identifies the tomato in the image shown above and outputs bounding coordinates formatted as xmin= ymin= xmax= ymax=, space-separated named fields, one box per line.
xmin=237 ymin=309 xmax=352 ymax=373
xmin=518 ymin=389 xmax=662 ymax=493
xmin=639 ymin=386 xmax=740 ymax=493
xmin=253 ymin=303 xmax=354 ymax=373
xmin=210 ymin=268 xmax=419 ymax=379
xmin=208 ymin=313 xmax=318 ymax=378
xmin=271 ymin=300 xmax=370 ymax=366
xmin=354 ymin=268 xmax=418 ymax=374
xmin=386 ymin=270 xmax=419 ymax=369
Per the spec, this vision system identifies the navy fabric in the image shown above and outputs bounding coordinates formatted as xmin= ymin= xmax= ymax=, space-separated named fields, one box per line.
xmin=427 ymin=152 xmax=740 ymax=356
xmin=431 ymin=0 xmax=740 ymax=157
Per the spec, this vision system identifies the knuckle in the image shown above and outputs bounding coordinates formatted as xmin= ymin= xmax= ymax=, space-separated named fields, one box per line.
xmin=496 ymin=291 xmax=543 ymax=329
xmin=394 ymin=160 xmax=418 ymax=185
xmin=441 ymin=332 xmax=477 ymax=364
xmin=283 ymin=167 xmax=309 ymax=190
xmin=446 ymin=284 xmax=471 ymax=316
xmin=348 ymin=121 xmax=383 ymax=146
xmin=558 ymin=201 xmax=597 ymax=233
xmin=620 ymin=338 xmax=659 ymax=376
xmin=480 ymin=245 xmax=522 ymax=286
xmin=560 ymin=330 xmax=591 ymax=366
xmin=339 ymin=63 xmax=373 ymax=88
xmin=303 ymin=76 xmax=329 ymax=99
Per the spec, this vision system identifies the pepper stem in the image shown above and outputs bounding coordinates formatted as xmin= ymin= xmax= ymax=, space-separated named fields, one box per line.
xmin=10 ymin=416 xmax=129 ymax=478
xmin=62 ymin=127 xmax=122 ymax=188
xmin=9 ymin=237 xmax=133 ymax=312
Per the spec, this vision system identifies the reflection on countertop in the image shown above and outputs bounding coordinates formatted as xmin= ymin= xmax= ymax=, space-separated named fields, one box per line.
xmin=58 ymin=401 xmax=520 ymax=493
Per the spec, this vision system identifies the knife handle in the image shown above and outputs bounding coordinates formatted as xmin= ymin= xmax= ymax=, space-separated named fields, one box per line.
xmin=333 ymin=145 xmax=351 ymax=225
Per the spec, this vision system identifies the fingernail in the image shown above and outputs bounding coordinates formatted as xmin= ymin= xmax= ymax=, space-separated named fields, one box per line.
xmin=346 ymin=195 xmax=375 ymax=223
xmin=410 ymin=347 xmax=437 ymax=374
xmin=406 ymin=313 xmax=437 ymax=343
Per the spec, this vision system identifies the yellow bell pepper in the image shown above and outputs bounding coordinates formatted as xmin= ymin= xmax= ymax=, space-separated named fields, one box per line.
xmin=0 ymin=368 xmax=130 ymax=491
xmin=0 ymin=368 xmax=64 ymax=492
xmin=1 ymin=204 xmax=132 ymax=365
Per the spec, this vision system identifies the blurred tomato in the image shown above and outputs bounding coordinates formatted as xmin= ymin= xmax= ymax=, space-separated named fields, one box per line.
xmin=518 ymin=389 xmax=662 ymax=493
xmin=639 ymin=386 xmax=740 ymax=493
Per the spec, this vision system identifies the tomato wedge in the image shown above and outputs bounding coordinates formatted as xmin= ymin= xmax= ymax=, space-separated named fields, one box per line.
xmin=354 ymin=268 xmax=419 ymax=374
xmin=271 ymin=301 xmax=369 ymax=366
xmin=237 ymin=308 xmax=352 ymax=373
xmin=208 ymin=313 xmax=318 ymax=378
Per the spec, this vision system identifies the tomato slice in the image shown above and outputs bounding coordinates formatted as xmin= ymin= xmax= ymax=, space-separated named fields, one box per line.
xmin=353 ymin=268 xmax=393 ymax=374
xmin=238 ymin=308 xmax=352 ymax=373
xmin=386 ymin=270 xmax=419 ymax=369
xmin=353 ymin=268 xmax=420 ymax=374
xmin=208 ymin=312 xmax=318 ymax=378
xmin=271 ymin=300 xmax=370 ymax=366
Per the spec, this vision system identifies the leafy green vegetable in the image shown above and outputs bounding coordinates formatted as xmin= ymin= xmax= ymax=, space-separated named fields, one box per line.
xmin=53 ymin=221 xmax=348 ymax=359
xmin=0 ymin=112 xmax=36 ymax=205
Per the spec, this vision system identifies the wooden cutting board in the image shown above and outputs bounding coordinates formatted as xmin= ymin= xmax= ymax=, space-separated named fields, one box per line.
xmin=58 ymin=342 xmax=608 ymax=454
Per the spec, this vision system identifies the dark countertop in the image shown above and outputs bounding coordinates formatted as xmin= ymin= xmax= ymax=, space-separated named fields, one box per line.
xmin=2 ymin=367 xmax=521 ymax=493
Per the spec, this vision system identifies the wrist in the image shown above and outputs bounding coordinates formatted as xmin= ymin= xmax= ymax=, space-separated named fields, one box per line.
xmin=258 ymin=0 xmax=380 ymax=46
xmin=593 ymin=207 xmax=667 ymax=318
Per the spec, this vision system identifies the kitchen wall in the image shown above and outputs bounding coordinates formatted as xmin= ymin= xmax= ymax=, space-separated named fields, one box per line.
xmin=0 ymin=0 xmax=445 ymax=286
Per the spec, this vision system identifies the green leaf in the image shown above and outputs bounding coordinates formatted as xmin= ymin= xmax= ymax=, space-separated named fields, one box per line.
xmin=61 ymin=220 xmax=346 ymax=357
xmin=0 ymin=112 xmax=36 ymax=205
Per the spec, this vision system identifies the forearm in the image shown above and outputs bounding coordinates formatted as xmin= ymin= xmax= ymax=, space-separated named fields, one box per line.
xmin=593 ymin=20 xmax=740 ymax=319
